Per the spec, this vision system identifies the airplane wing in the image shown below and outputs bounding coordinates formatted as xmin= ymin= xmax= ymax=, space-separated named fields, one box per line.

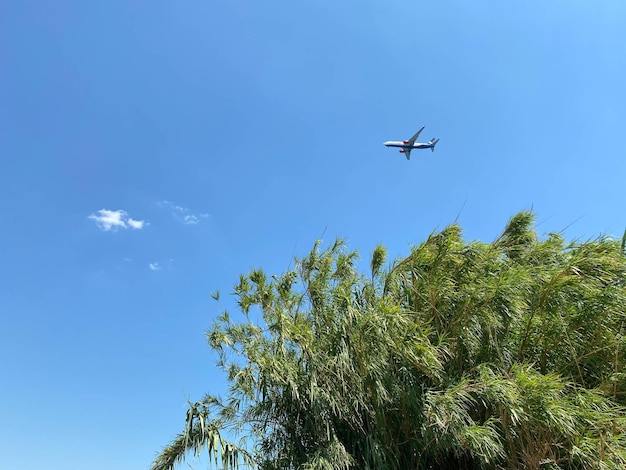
xmin=404 ymin=148 xmax=412 ymax=160
xmin=407 ymin=126 xmax=425 ymax=146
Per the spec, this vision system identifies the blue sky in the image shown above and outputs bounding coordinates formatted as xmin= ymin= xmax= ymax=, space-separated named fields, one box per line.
xmin=2 ymin=1 xmax=625 ymax=468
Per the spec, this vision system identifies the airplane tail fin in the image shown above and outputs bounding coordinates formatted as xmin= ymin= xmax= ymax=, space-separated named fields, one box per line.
xmin=430 ymin=138 xmax=440 ymax=152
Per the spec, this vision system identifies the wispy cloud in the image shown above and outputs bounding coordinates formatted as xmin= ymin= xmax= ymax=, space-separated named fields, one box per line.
xmin=158 ymin=201 xmax=209 ymax=225
xmin=182 ymin=214 xmax=204 ymax=225
xmin=149 ymin=262 xmax=161 ymax=271
xmin=88 ymin=209 xmax=146 ymax=232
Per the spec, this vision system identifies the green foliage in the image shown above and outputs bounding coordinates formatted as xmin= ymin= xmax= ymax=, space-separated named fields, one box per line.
xmin=153 ymin=211 xmax=626 ymax=469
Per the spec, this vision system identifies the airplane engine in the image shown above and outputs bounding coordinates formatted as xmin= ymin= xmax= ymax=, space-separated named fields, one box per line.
xmin=403 ymin=140 xmax=409 ymax=144
xmin=399 ymin=149 xmax=405 ymax=153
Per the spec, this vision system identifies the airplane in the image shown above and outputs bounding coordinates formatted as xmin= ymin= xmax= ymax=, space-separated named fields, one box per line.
xmin=383 ymin=126 xmax=439 ymax=160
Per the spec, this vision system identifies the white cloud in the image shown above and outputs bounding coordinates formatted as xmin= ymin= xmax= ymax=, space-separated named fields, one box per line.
xmin=158 ymin=201 xmax=209 ymax=225
xmin=127 ymin=218 xmax=145 ymax=229
xmin=149 ymin=262 xmax=161 ymax=271
xmin=183 ymin=215 xmax=198 ymax=224
xmin=88 ymin=209 xmax=146 ymax=232
xmin=182 ymin=214 xmax=199 ymax=225
xmin=183 ymin=213 xmax=210 ymax=225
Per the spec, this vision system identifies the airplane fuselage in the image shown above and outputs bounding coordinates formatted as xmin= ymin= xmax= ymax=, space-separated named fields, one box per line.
xmin=383 ymin=141 xmax=435 ymax=150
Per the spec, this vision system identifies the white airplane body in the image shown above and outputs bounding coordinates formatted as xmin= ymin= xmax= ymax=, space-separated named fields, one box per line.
xmin=384 ymin=126 xmax=439 ymax=160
